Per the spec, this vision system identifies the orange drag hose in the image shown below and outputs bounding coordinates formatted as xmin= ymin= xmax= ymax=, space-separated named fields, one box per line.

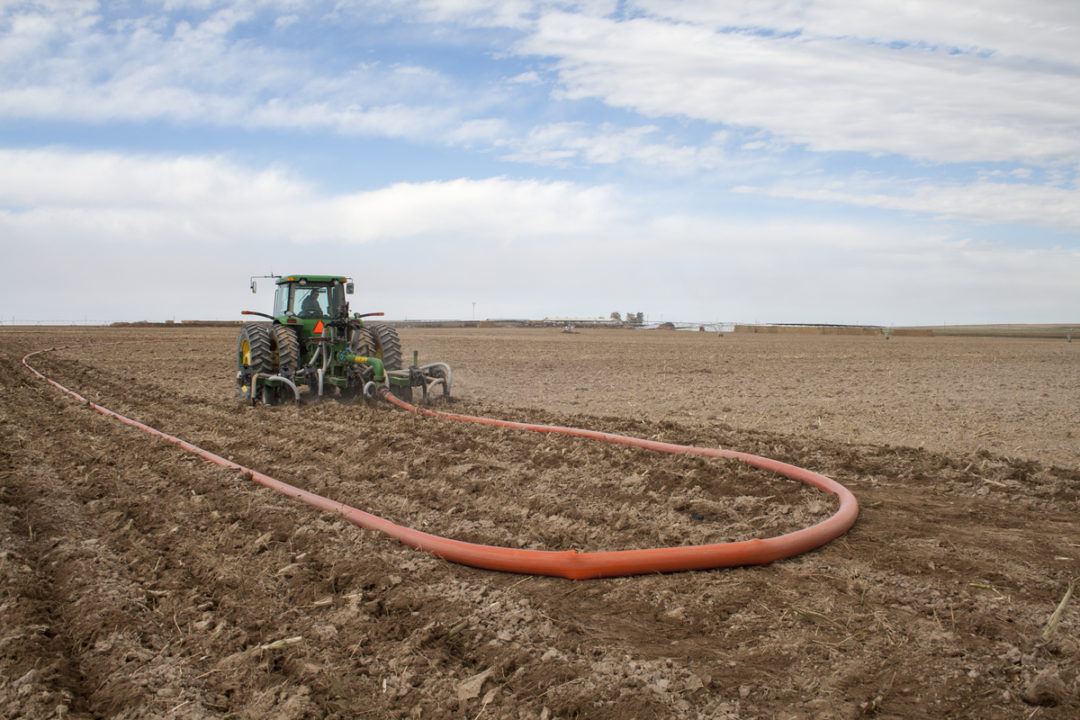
xmin=23 ymin=345 xmax=858 ymax=580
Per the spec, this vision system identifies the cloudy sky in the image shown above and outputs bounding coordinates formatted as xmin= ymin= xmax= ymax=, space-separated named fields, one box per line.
xmin=1 ymin=0 xmax=1078 ymax=325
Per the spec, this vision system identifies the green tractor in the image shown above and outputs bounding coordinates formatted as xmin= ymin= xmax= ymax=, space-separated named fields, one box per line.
xmin=236 ymin=274 xmax=450 ymax=405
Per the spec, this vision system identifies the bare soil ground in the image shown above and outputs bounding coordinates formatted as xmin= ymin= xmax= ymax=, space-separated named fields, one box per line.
xmin=1 ymin=326 xmax=1077 ymax=719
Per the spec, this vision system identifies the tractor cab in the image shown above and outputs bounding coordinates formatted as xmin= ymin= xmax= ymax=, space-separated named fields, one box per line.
xmin=273 ymin=275 xmax=353 ymax=322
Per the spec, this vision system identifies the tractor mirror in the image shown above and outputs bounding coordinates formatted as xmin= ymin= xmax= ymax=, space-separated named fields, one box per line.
xmin=250 ymin=280 xmax=257 ymax=294
xmin=346 ymin=281 xmax=354 ymax=295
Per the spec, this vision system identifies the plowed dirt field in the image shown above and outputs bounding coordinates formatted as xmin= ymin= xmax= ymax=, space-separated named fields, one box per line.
xmin=2 ymin=326 xmax=1078 ymax=719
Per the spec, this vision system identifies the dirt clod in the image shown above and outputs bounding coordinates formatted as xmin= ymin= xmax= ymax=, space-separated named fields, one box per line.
xmin=1022 ymin=670 xmax=1069 ymax=707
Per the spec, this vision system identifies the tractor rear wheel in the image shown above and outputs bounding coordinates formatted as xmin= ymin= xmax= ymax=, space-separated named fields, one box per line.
xmin=271 ymin=324 xmax=301 ymax=374
xmin=238 ymin=323 xmax=273 ymax=373
xmin=353 ymin=323 xmax=412 ymax=403
xmin=265 ymin=325 xmax=302 ymax=405
xmin=237 ymin=323 xmax=273 ymax=399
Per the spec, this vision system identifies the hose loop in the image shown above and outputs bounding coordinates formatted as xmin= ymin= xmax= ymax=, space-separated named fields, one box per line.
xmin=23 ymin=341 xmax=858 ymax=580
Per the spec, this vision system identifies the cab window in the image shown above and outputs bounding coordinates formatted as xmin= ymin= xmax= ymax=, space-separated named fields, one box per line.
xmin=327 ymin=283 xmax=345 ymax=315
xmin=273 ymin=286 xmax=288 ymax=317
xmin=294 ymin=287 xmax=329 ymax=318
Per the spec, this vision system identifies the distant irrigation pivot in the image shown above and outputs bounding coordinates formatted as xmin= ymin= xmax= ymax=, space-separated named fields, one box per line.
xmin=23 ymin=339 xmax=858 ymax=580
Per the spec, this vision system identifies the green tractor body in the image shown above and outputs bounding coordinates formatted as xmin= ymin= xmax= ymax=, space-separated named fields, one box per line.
xmin=236 ymin=274 xmax=450 ymax=405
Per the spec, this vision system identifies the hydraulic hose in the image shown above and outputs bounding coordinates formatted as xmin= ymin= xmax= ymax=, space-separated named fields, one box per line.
xmin=23 ymin=343 xmax=858 ymax=580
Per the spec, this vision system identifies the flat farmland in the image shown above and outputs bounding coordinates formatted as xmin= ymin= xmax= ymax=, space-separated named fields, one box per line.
xmin=2 ymin=325 xmax=1077 ymax=719
xmin=419 ymin=328 xmax=1079 ymax=469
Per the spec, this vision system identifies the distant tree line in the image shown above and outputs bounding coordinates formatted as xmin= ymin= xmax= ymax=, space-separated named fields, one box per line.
xmin=610 ymin=312 xmax=645 ymax=325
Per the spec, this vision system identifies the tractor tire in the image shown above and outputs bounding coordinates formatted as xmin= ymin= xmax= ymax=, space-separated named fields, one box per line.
xmin=237 ymin=323 xmax=273 ymax=373
xmin=271 ymin=324 xmax=301 ymax=374
xmin=237 ymin=323 xmax=273 ymax=399
xmin=354 ymin=323 xmax=412 ymax=403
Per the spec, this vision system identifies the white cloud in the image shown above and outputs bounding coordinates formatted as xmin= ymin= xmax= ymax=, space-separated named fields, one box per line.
xmin=517 ymin=5 xmax=1080 ymax=165
xmin=0 ymin=147 xmax=624 ymax=245
xmin=273 ymin=14 xmax=299 ymax=30
xmin=325 ymin=176 xmax=625 ymax=243
xmin=7 ymin=1 xmax=1077 ymax=174
xmin=0 ymin=2 xmax=488 ymax=140
xmin=634 ymin=0 xmax=1080 ymax=69
xmin=507 ymin=70 xmax=542 ymax=84
xmin=383 ymin=0 xmax=618 ymax=29
xmin=645 ymin=214 xmax=1080 ymax=324
xmin=741 ymin=176 xmax=1080 ymax=232
xmin=0 ymin=147 xmax=306 ymax=211
xmin=500 ymin=122 xmax=729 ymax=171
xmin=1 ymin=146 xmax=1077 ymax=324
